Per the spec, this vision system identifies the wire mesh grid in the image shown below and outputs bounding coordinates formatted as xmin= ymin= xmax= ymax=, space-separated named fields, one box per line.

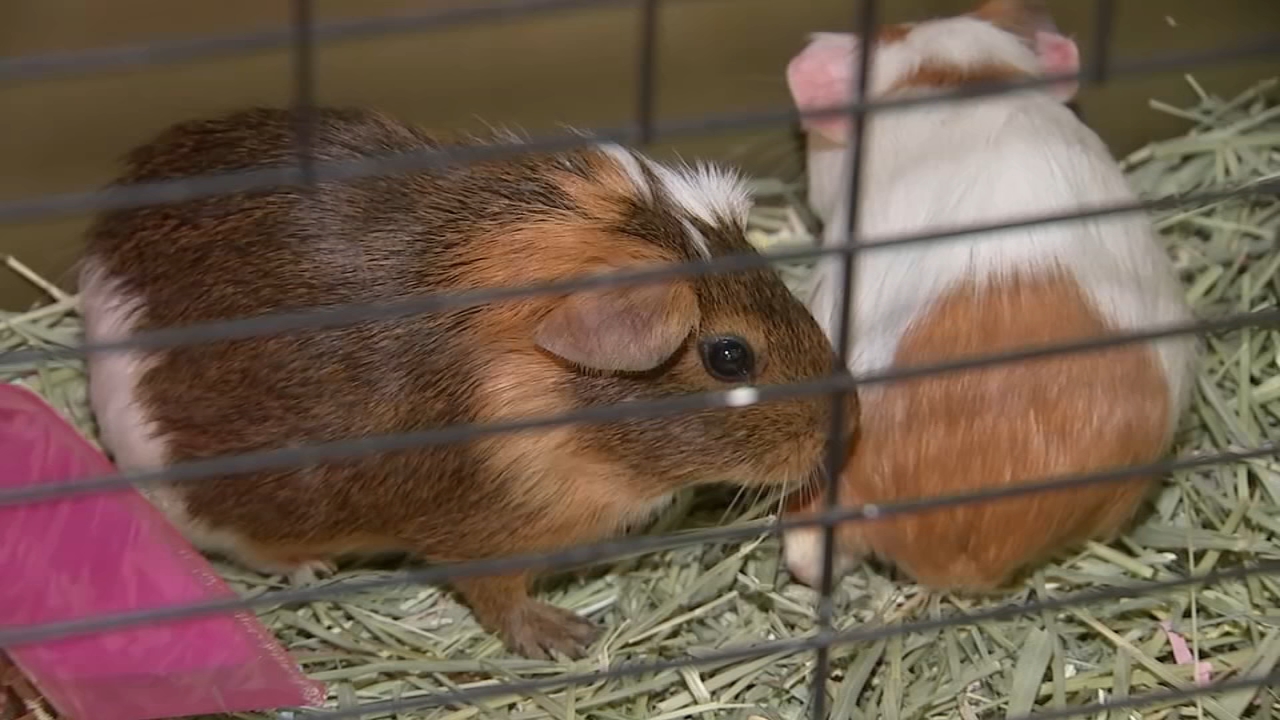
xmin=1 ymin=0 xmax=1279 ymax=718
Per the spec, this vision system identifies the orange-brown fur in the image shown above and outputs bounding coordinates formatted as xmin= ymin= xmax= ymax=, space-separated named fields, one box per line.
xmin=887 ymin=61 xmax=1027 ymax=95
xmin=82 ymin=106 xmax=854 ymax=659
xmin=799 ymin=270 xmax=1170 ymax=591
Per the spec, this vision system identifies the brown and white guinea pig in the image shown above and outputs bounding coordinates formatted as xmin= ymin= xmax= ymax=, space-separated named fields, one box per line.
xmin=77 ymin=106 xmax=856 ymax=660
xmin=779 ymin=0 xmax=1199 ymax=592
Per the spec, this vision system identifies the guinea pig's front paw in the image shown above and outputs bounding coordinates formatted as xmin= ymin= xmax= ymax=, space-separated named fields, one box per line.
xmin=781 ymin=525 xmax=856 ymax=589
xmin=284 ymin=559 xmax=339 ymax=586
xmin=501 ymin=601 xmax=602 ymax=661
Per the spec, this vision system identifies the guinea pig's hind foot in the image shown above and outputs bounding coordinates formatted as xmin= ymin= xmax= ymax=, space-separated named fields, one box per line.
xmin=232 ymin=544 xmax=339 ymax=586
xmin=502 ymin=600 xmax=602 ymax=661
xmin=454 ymin=575 xmax=602 ymax=661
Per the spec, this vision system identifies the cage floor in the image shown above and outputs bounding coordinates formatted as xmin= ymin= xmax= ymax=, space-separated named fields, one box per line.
xmin=3 ymin=75 xmax=1279 ymax=720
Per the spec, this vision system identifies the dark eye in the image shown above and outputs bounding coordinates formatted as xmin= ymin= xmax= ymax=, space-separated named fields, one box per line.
xmin=699 ymin=335 xmax=756 ymax=383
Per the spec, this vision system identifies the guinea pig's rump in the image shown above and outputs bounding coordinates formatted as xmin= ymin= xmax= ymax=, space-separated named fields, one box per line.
xmin=839 ymin=268 xmax=1172 ymax=591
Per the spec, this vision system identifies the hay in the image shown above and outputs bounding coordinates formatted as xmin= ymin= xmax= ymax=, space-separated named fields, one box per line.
xmin=2 ymin=75 xmax=1278 ymax=720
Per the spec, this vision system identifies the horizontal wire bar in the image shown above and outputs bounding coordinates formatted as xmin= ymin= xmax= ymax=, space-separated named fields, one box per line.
xmin=0 ymin=0 xmax=1267 ymax=90
xmin=1 ymin=441 xmax=1273 ymax=649
xmin=1010 ymin=672 xmax=1280 ymax=720
xmin=4 ymin=177 xmax=1276 ymax=371
xmin=0 ymin=0 xmax=644 ymax=85
xmin=1111 ymin=33 xmax=1280 ymax=78
xmin=0 ymin=34 xmax=1276 ymax=226
xmin=2 ymin=302 xmax=1274 ymax=510
xmin=640 ymin=35 xmax=1280 ymax=145
xmin=290 ymin=559 xmax=1280 ymax=718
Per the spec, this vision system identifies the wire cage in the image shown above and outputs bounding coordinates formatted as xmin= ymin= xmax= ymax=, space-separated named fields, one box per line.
xmin=1 ymin=0 xmax=1280 ymax=718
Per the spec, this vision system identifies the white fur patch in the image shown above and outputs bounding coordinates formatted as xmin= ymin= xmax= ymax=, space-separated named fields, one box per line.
xmin=781 ymin=525 xmax=854 ymax=589
xmin=723 ymin=385 xmax=760 ymax=408
xmin=598 ymin=143 xmax=652 ymax=200
xmin=680 ymin=218 xmax=711 ymax=260
xmin=79 ymin=259 xmax=168 ymax=473
xmin=648 ymin=159 xmax=753 ymax=235
xmin=79 ymin=258 xmax=263 ymax=562
xmin=597 ymin=143 xmax=752 ymax=261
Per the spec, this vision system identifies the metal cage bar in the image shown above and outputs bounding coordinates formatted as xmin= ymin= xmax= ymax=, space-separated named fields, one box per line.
xmin=634 ymin=0 xmax=660 ymax=146
xmin=810 ymin=2 xmax=879 ymax=719
xmin=290 ymin=0 xmax=319 ymax=188
xmin=1 ymin=0 xmax=1279 ymax=718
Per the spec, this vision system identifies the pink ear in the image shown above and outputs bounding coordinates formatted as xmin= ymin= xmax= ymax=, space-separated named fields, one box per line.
xmin=786 ymin=33 xmax=858 ymax=144
xmin=1034 ymin=30 xmax=1080 ymax=102
xmin=535 ymin=282 xmax=699 ymax=373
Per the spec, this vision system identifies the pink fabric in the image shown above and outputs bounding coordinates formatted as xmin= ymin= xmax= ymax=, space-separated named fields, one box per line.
xmin=0 ymin=384 xmax=326 ymax=719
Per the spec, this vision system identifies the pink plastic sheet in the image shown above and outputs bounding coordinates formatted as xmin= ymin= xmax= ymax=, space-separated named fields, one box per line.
xmin=0 ymin=384 xmax=326 ymax=720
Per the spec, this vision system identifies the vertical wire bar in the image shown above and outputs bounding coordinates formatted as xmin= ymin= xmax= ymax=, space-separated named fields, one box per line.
xmin=808 ymin=1 xmax=879 ymax=719
xmin=1089 ymin=0 xmax=1117 ymax=85
xmin=291 ymin=0 xmax=318 ymax=187
xmin=634 ymin=0 xmax=660 ymax=145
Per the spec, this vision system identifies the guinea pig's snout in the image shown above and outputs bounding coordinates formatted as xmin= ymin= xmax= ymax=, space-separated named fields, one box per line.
xmin=780 ymin=389 xmax=855 ymax=483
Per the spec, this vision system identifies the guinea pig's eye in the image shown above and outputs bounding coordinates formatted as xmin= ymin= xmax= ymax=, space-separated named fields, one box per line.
xmin=698 ymin=335 xmax=756 ymax=383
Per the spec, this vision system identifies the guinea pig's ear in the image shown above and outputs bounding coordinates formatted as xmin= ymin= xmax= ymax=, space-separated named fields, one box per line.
xmin=1033 ymin=30 xmax=1080 ymax=103
xmin=974 ymin=0 xmax=1079 ymax=103
xmin=535 ymin=280 xmax=700 ymax=373
xmin=786 ymin=32 xmax=861 ymax=145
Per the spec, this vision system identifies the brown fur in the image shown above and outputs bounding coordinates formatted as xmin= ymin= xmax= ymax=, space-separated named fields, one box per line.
xmin=791 ymin=270 xmax=1171 ymax=591
xmin=80 ymin=106 xmax=855 ymax=659
xmin=887 ymin=60 xmax=1028 ymax=95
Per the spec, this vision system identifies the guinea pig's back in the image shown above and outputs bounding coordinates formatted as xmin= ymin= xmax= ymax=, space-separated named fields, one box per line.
xmin=84 ymin=107 xmax=453 ymax=318
xmin=79 ymin=108 xmax=479 ymax=471
xmin=843 ymin=267 xmax=1173 ymax=591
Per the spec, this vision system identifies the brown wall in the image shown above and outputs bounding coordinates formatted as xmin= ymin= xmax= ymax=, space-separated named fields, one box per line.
xmin=2 ymin=0 xmax=1277 ymax=307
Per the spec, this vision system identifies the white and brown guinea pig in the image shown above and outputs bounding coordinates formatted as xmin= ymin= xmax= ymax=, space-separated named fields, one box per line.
xmin=780 ymin=0 xmax=1199 ymax=592
xmin=77 ymin=106 xmax=857 ymax=660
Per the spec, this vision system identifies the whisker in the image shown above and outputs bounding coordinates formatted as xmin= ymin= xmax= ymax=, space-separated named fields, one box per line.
xmin=719 ymin=482 xmax=753 ymax=526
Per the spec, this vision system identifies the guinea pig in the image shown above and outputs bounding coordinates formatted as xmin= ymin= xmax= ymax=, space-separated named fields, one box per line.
xmin=779 ymin=0 xmax=1199 ymax=592
xmin=77 ymin=106 xmax=857 ymax=660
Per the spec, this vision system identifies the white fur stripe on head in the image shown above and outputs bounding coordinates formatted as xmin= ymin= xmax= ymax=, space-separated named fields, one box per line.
xmin=597 ymin=143 xmax=752 ymax=261
xmin=648 ymin=160 xmax=752 ymax=231
xmin=679 ymin=218 xmax=711 ymax=259
xmin=598 ymin=143 xmax=652 ymax=200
